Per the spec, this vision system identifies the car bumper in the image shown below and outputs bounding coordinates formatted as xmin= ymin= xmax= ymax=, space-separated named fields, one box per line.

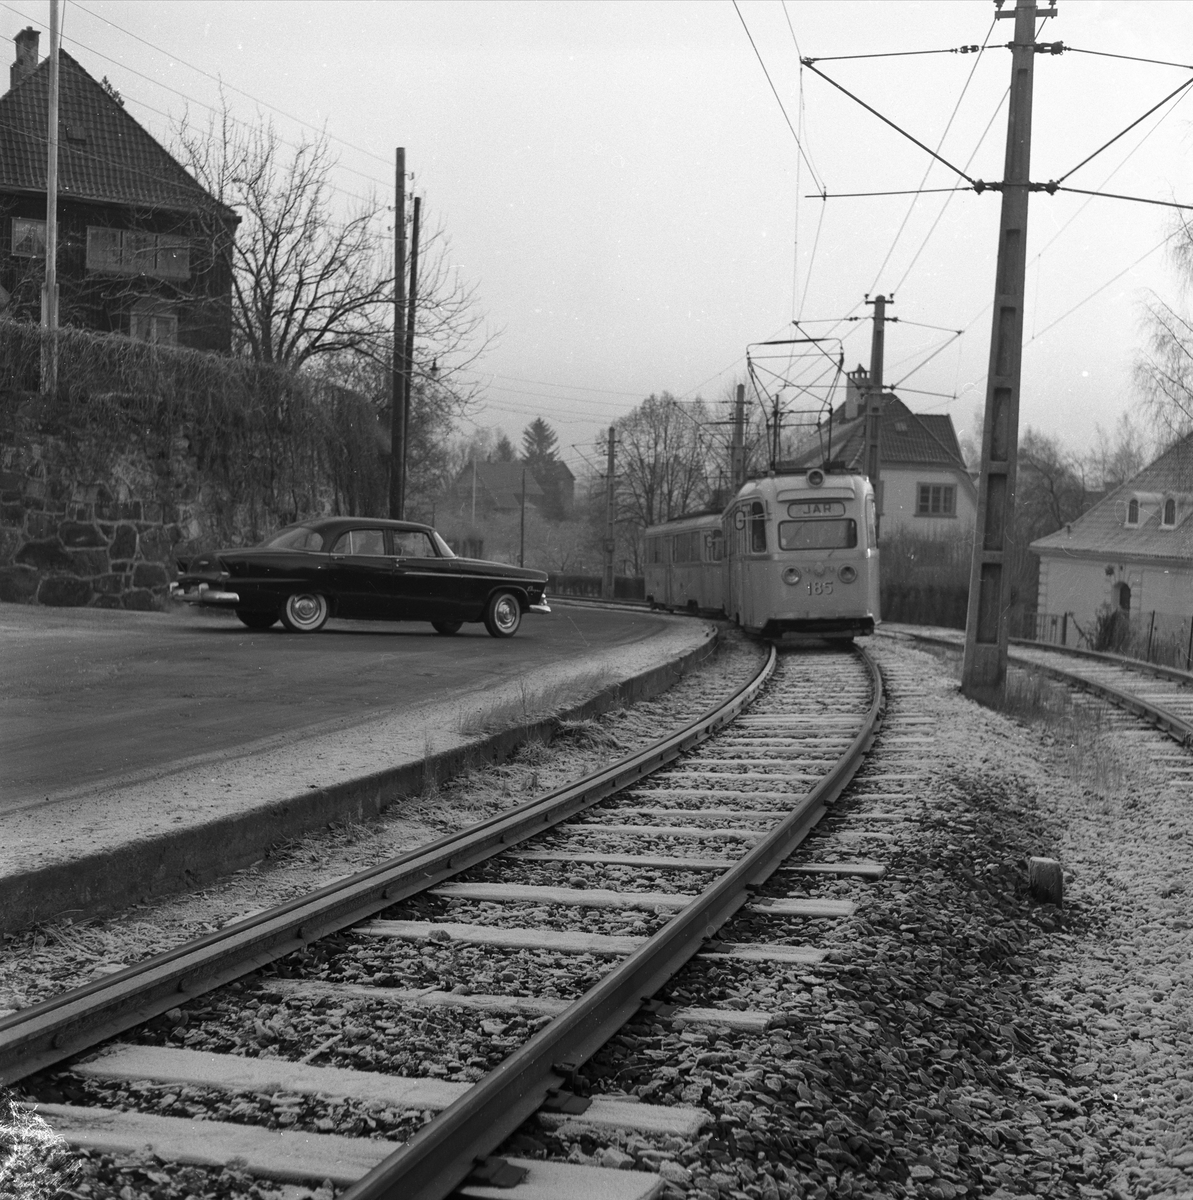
xmin=170 ymin=582 xmax=241 ymax=605
xmin=529 ymin=601 xmax=551 ymax=614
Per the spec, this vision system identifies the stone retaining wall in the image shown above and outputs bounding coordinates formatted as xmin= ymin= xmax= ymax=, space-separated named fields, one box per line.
xmin=0 ymin=426 xmax=185 ymax=610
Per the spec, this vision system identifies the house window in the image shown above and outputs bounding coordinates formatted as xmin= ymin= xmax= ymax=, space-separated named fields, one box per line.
xmin=11 ymin=217 xmax=46 ymax=257
xmin=1162 ymin=497 xmax=1177 ymax=527
xmin=916 ymin=484 xmax=956 ymax=516
xmin=129 ymin=301 xmax=177 ymax=345
xmin=86 ymin=226 xmax=190 ymax=280
xmin=1126 ymin=498 xmax=1139 ymax=526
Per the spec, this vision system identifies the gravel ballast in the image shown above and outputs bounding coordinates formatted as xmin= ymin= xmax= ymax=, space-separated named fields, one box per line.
xmin=3 ymin=633 xmax=1192 ymax=1198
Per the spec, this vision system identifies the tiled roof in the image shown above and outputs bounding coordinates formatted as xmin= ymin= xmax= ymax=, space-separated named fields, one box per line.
xmin=0 ymin=50 xmax=234 ymax=219
xmin=1032 ymin=434 xmax=1193 ymax=560
xmin=787 ymin=395 xmax=969 ymax=472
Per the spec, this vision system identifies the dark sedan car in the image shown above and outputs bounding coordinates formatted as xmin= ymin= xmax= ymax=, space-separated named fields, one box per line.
xmin=170 ymin=517 xmax=551 ymax=637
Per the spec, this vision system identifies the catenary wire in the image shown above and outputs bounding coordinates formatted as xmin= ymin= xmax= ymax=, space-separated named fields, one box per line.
xmin=803 ymin=47 xmax=989 ymax=63
xmin=889 ymin=85 xmax=1007 ymax=297
xmin=868 ymin=14 xmax=998 ymax=294
xmin=67 ymin=0 xmax=395 ymax=172
xmin=1065 ymin=46 xmax=1193 ymax=72
xmin=799 ymin=59 xmax=977 ymax=187
xmin=1050 ymin=186 xmax=1193 ymax=213
xmin=1053 ymin=77 xmax=1193 ymax=185
xmin=0 ymin=1 xmax=390 ymax=209
xmin=732 ymin=0 xmax=824 ymax=193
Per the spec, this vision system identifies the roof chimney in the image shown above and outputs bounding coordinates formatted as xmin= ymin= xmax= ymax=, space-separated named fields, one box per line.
xmin=11 ymin=26 xmax=39 ymax=90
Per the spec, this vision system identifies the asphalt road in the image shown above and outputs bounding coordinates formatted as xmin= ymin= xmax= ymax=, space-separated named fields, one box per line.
xmin=1 ymin=600 xmax=676 ymax=810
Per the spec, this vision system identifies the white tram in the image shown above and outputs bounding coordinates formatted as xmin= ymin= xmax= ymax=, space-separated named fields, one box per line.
xmin=644 ymin=468 xmax=880 ymax=639
xmin=642 ymin=510 xmax=726 ymax=615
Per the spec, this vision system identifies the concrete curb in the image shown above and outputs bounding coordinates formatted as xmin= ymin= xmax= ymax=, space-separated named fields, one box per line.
xmin=1 ymin=625 xmax=720 ymax=934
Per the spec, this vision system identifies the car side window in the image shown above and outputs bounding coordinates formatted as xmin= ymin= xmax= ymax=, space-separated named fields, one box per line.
xmin=393 ymin=531 xmax=435 ymax=557
xmin=332 ymin=529 xmax=386 ymax=556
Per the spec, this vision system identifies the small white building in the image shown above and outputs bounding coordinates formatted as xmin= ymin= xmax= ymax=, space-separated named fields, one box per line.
xmin=1032 ymin=434 xmax=1193 ymax=649
xmin=787 ymin=371 xmax=977 ymax=538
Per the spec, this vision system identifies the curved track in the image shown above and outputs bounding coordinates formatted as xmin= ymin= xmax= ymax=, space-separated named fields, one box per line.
xmin=885 ymin=628 xmax=1193 ymax=744
xmin=5 ymin=642 xmax=886 ymax=1199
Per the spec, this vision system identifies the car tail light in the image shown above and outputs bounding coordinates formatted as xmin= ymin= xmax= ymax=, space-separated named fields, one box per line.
xmin=839 ymin=565 xmax=857 ymax=584
xmin=782 ymin=567 xmax=801 ymax=586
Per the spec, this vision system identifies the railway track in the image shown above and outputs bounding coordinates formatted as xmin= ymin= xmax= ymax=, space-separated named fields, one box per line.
xmin=3 ymin=640 xmax=902 ymax=1199
xmin=883 ymin=627 xmax=1193 ymax=744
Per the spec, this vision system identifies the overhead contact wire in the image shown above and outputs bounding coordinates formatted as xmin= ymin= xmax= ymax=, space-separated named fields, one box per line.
xmin=732 ymin=0 xmax=824 ymax=193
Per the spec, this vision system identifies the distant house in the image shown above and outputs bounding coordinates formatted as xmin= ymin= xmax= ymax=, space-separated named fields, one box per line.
xmin=444 ymin=460 xmax=545 ymax=521
xmin=787 ymin=366 xmax=977 ymax=537
xmin=1031 ymin=434 xmax=1193 ymax=648
xmin=0 ymin=28 xmax=237 ymax=352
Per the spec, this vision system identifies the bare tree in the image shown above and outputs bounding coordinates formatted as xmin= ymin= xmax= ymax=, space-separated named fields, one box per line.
xmin=1086 ymin=412 xmax=1151 ymax=490
xmin=172 ymin=101 xmax=491 ymax=385
xmin=611 ymin=393 xmax=718 ymax=528
xmin=1136 ymin=216 xmax=1193 ymax=442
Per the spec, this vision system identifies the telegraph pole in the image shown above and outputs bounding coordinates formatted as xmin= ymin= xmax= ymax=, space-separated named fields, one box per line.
xmin=602 ymin=427 xmax=616 ymax=599
xmin=389 ymin=148 xmax=407 ymax=519
xmin=961 ymin=0 xmax=1053 ymax=704
xmin=731 ymin=383 xmax=746 ymax=490
xmin=41 ymin=0 xmax=59 ymax=394
xmin=860 ymin=294 xmax=888 ymax=536
xmin=399 ymin=195 xmax=421 ymax=518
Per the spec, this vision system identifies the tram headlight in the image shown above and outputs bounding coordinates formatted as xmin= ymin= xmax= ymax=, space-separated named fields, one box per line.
xmin=782 ymin=566 xmax=801 ymax=586
xmin=838 ymin=565 xmax=857 ymax=584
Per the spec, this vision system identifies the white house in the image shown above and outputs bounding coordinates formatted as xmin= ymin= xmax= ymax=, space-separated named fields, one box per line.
xmin=1032 ymin=434 xmax=1193 ymax=648
xmin=787 ymin=369 xmax=977 ymax=538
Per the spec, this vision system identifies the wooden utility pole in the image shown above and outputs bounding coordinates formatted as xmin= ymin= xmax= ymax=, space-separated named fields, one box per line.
xmin=961 ymin=0 xmax=1053 ymax=704
xmin=40 ymin=0 xmax=59 ymax=394
xmin=399 ymin=195 xmax=421 ymax=518
xmin=601 ymin=427 xmax=616 ymax=599
xmin=519 ymin=466 xmax=527 ymax=568
xmin=731 ymin=383 xmax=746 ymax=490
xmin=861 ymin=294 xmax=888 ymax=537
xmin=389 ymin=148 xmax=407 ymax=519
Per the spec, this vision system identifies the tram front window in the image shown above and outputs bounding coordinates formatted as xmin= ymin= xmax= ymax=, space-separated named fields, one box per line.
xmin=778 ymin=518 xmax=858 ymax=551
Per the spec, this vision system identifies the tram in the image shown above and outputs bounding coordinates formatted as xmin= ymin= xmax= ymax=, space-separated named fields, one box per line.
xmin=644 ymin=467 xmax=880 ymax=639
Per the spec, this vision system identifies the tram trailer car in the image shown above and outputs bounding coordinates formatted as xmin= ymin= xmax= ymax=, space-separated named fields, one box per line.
xmin=643 ymin=511 xmax=726 ymax=615
xmin=725 ymin=468 xmax=880 ymax=638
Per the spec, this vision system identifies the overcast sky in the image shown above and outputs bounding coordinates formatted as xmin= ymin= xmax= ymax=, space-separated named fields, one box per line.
xmin=7 ymin=0 xmax=1192 ymax=474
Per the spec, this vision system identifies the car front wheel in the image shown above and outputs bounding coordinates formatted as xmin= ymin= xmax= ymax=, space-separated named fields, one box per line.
xmin=432 ymin=620 xmax=463 ymax=636
xmin=280 ymin=592 xmax=330 ymax=633
xmin=483 ymin=590 xmax=522 ymax=638
xmin=236 ymin=609 xmax=278 ymax=630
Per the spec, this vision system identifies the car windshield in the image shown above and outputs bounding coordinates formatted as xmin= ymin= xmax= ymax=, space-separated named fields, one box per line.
xmin=431 ymin=531 xmax=456 ymax=558
xmin=262 ymin=525 xmax=326 ymax=552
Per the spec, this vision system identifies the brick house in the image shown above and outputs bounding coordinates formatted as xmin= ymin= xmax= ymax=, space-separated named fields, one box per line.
xmin=0 ymin=28 xmax=237 ymax=352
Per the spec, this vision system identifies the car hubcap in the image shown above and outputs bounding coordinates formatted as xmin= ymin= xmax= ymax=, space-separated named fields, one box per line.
xmin=495 ymin=597 xmax=518 ymax=632
xmin=291 ymin=595 xmax=323 ymax=625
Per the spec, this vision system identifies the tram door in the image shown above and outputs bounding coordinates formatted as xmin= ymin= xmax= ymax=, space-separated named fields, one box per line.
xmin=726 ymin=506 xmax=746 ymax=624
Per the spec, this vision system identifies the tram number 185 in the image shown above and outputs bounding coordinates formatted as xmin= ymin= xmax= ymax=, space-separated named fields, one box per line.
xmin=808 ymin=581 xmax=833 ymax=596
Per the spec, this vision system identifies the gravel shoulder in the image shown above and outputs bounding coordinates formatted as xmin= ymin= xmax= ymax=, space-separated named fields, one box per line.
xmin=502 ymin=636 xmax=1193 ymax=1199
xmin=3 ymin=633 xmax=1192 ymax=1200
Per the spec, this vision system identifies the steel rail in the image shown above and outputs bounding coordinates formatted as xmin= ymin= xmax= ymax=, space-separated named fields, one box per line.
xmin=341 ymin=644 xmax=885 ymax=1200
xmin=1007 ymin=636 xmax=1193 ymax=687
xmin=884 ymin=629 xmax=1193 ymax=745
xmin=0 ymin=645 xmax=778 ymax=1085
